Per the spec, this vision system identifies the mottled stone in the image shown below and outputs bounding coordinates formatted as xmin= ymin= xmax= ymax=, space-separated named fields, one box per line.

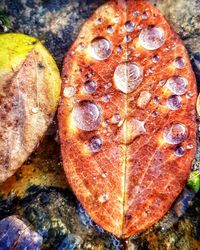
xmin=0 ymin=216 xmax=42 ymax=250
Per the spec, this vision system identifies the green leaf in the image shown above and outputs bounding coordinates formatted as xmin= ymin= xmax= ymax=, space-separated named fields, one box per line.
xmin=187 ymin=170 xmax=200 ymax=193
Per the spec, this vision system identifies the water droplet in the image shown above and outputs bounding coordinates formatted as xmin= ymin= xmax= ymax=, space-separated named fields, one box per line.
xmin=88 ymin=136 xmax=102 ymax=152
xmin=139 ymin=26 xmax=165 ymax=50
xmin=133 ymin=11 xmax=140 ymax=17
xmin=117 ymin=45 xmax=123 ymax=52
xmin=102 ymin=120 xmax=109 ymax=128
xmin=186 ymin=92 xmax=193 ymax=99
xmin=153 ymin=13 xmax=157 ymax=19
xmin=174 ymin=57 xmax=185 ymax=69
xmin=97 ymin=18 xmax=102 ymax=25
xmin=148 ymin=67 xmax=155 ymax=74
xmin=89 ymin=37 xmax=112 ymax=60
xmin=159 ymin=80 xmax=166 ymax=86
xmin=78 ymin=42 xmax=85 ymax=51
xmin=84 ymin=80 xmax=97 ymax=94
xmin=142 ymin=11 xmax=148 ymax=20
xmin=152 ymin=111 xmax=158 ymax=117
xmin=98 ymin=193 xmax=109 ymax=203
xmin=163 ymin=122 xmax=187 ymax=145
xmin=106 ymin=25 xmax=114 ymax=34
xmin=114 ymin=62 xmax=143 ymax=94
xmin=113 ymin=16 xmax=120 ymax=23
xmin=166 ymin=76 xmax=188 ymax=95
xmin=187 ymin=144 xmax=193 ymax=149
xmin=102 ymin=172 xmax=107 ymax=178
xmin=72 ymin=100 xmax=101 ymax=131
xmin=174 ymin=146 xmax=185 ymax=157
xmin=124 ymin=35 xmax=132 ymax=43
xmin=127 ymin=50 xmax=131 ymax=56
xmin=105 ymin=82 xmax=112 ymax=89
xmin=152 ymin=54 xmax=160 ymax=63
xmin=101 ymin=94 xmax=111 ymax=103
xmin=111 ymin=114 xmax=121 ymax=124
xmin=32 ymin=107 xmax=40 ymax=114
xmin=167 ymin=95 xmax=182 ymax=110
xmin=135 ymin=52 xmax=141 ymax=57
xmin=117 ymin=117 xmax=146 ymax=144
xmin=137 ymin=25 xmax=143 ymax=30
xmin=153 ymin=96 xmax=160 ymax=105
xmin=124 ymin=21 xmax=135 ymax=32
xmin=137 ymin=91 xmax=151 ymax=108
xmin=85 ymin=72 xmax=93 ymax=79
xmin=63 ymin=86 xmax=76 ymax=98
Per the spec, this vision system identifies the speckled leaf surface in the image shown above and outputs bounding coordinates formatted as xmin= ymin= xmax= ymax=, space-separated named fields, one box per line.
xmin=59 ymin=0 xmax=197 ymax=238
xmin=0 ymin=33 xmax=61 ymax=183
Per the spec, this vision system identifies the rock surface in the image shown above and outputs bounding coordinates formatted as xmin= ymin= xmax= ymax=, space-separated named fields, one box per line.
xmin=0 ymin=0 xmax=200 ymax=249
xmin=0 ymin=215 xmax=42 ymax=250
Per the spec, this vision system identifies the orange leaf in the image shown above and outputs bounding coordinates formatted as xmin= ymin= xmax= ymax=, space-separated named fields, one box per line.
xmin=58 ymin=0 xmax=197 ymax=238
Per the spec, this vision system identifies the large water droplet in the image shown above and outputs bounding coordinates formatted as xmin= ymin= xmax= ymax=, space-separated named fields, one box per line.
xmin=139 ymin=26 xmax=165 ymax=50
xmin=72 ymin=100 xmax=101 ymax=131
xmin=167 ymin=95 xmax=182 ymax=110
xmin=174 ymin=57 xmax=185 ymax=69
xmin=117 ymin=117 xmax=146 ymax=144
xmin=137 ymin=91 xmax=151 ymax=108
xmin=84 ymin=80 xmax=97 ymax=94
xmin=124 ymin=21 xmax=135 ymax=32
xmin=88 ymin=136 xmax=102 ymax=152
xmin=98 ymin=193 xmax=109 ymax=203
xmin=174 ymin=146 xmax=185 ymax=157
xmin=163 ymin=122 xmax=187 ymax=145
xmin=89 ymin=37 xmax=112 ymax=61
xmin=166 ymin=76 xmax=188 ymax=95
xmin=63 ymin=86 xmax=76 ymax=98
xmin=114 ymin=62 xmax=143 ymax=93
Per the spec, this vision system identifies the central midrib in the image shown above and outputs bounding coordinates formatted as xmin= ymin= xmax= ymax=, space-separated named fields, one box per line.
xmin=121 ymin=0 xmax=129 ymax=237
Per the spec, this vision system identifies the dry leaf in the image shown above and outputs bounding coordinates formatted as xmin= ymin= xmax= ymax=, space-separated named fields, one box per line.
xmin=0 ymin=33 xmax=61 ymax=183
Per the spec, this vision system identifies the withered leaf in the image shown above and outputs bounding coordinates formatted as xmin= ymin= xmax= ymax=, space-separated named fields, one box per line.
xmin=0 ymin=33 xmax=61 ymax=183
xmin=58 ymin=0 xmax=197 ymax=238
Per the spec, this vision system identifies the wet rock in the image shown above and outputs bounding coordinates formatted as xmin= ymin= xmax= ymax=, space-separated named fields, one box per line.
xmin=0 ymin=185 xmax=121 ymax=249
xmin=0 ymin=215 xmax=42 ymax=250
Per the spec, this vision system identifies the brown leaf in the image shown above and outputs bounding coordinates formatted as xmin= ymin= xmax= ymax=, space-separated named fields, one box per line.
xmin=58 ymin=0 xmax=197 ymax=238
xmin=0 ymin=33 xmax=61 ymax=183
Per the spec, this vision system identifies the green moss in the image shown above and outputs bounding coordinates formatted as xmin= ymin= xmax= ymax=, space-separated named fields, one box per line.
xmin=0 ymin=10 xmax=11 ymax=32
